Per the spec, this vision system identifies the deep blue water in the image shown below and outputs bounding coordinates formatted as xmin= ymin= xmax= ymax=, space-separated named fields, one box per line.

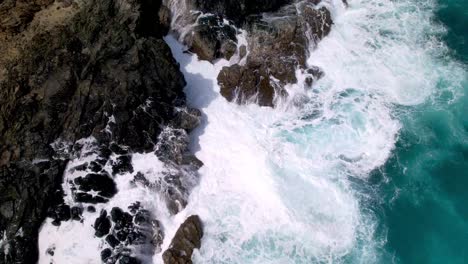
xmin=371 ymin=0 xmax=468 ymax=263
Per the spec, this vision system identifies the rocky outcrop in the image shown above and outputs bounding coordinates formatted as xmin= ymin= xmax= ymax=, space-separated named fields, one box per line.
xmin=164 ymin=0 xmax=332 ymax=106
xmin=184 ymin=14 xmax=238 ymax=62
xmin=97 ymin=203 xmax=164 ymax=263
xmin=218 ymin=1 xmax=332 ymax=106
xmin=0 ymin=0 xmax=201 ymax=263
xmin=163 ymin=215 xmax=203 ymax=264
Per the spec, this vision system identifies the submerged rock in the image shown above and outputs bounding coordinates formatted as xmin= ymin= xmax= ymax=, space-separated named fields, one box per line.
xmin=163 ymin=215 xmax=203 ymax=264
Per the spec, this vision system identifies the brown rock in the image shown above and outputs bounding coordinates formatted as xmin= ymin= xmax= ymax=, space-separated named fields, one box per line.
xmin=163 ymin=215 xmax=203 ymax=264
xmin=217 ymin=3 xmax=333 ymax=106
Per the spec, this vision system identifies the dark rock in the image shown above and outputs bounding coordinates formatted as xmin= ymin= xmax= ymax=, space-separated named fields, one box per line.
xmin=116 ymin=230 xmax=129 ymax=242
xmin=184 ymin=14 xmax=238 ymax=62
xmin=218 ymin=4 xmax=333 ymax=106
xmin=55 ymin=204 xmax=71 ymax=222
xmin=239 ymin=45 xmax=247 ymax=59
xmin=119 ymin=256 xmax=141 ymax=264
xmin=172 ymin=107 xmax=201 ymax=132
xmin=112 ymin=155 xmax=134 ymax=175
xmin=110 ymin=207 xmax=133 ymax=230
xmin=163 ymin=215 xmax=203 ymax=264
xmin=106 ymin=234 xmax=120 ymax=248
xmin=74 ymin=173 xmax=117 ymax=198
xmin=94 ymin=210 xmax=111 ymax=238
xmin=88 ymin=161 xmax=103 ymax=173
xmin=71 ymin=206 xmax=83 ymax=221
xmin=100 ymin=248 xmax=112 ymax=262
xmin=0 ymin=0 xmax=201 ymax=262
xmin=87 ymin=205 xmax=96 ymax=213
xmin=71 ymin=163 xmax=88 ymax=172
xmin=74 ymin=193 xmax=108 ymax=204
xmin=46 ymin=246 xmax=55 ymax=256
xmin=155 ymin=128 xmax=202 ymax=169
xmin=133 ymin=172 xmax=150 ymax=186
xmin=128 ymin=202 xmax=141 ymax=214
xmin=109 ymin=143 xmax=128 ymax=155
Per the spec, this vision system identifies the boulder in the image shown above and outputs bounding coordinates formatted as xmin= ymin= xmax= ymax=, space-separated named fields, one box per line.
xmin=163 ymin=215 xmax=203 ymax=264
xmin=94 ymin=210 xmax=111 ymax=238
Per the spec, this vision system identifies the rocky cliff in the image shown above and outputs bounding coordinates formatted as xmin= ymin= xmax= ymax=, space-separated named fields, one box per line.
xmin=0 ymin=0 xmax=201 ymax=263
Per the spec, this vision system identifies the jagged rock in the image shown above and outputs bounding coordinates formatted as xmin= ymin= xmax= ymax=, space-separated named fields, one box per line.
xmin=100 ymin=248 xmax=112 ymax=262
xmin=155 ymin=127 xmax=203 ymax=169
xmin=110 ymin=207 xmax=133 ymax=230
xmin=106 ymin=234 xmax=120 ymax=248
xmin=74 ymin=193 xmax=108 ymax=204
xmin=172 ymin=107 xmax=202 ymax=132
xmin=112 ymin=155 xmax=134 ymax=175
xmin=88 ymin=161 xmax=103 ymax=172
xmin=184 ymin=14 xmax=238 ymax=61
xmin=0 ymin=0 xmax=202 ymax=262
xmin=163 ymin=215 xmax=203 ymax=264
xmin=94 ymin=210 xmax=111 ymax=238
xmin=218 ymin=3 xmax=333 ymax=106
xmin=100 ymin=204 xmax=164 ymax=261
xmin=71 ymin=163 xmax=88 ymax=172
xmin=74 ymin=173 xmax=118 ymax=199
xmin=71 ymin=206 xmax=83 ymax=221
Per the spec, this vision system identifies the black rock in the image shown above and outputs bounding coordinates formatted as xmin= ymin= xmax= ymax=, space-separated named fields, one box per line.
xmin=119 ymin=256 xmax=141 ymax=264
xmin=94 ymin=210 xmax=111 ymax=238
xmin=106 ymin=234 xmax=120 ymax=248
xmin=116 ymin=230 xmax=129 ymax=242
xmin=74 ymin=173 xmax=118 ymax=198
xmin=0 ymin=0 xmax=202 ymax=261
xmin=110 ymin=207 xmax=133 ymax=230
xmin=87 ymin=206 xmax=96 ymax=213
xmin=88 ymin=161 xmax=103 ymax=173
xmin=112 ymin=155 xmax=133 ymax=175
xmin=134 ymin=210 xmax=150 ymax=225
xmin=100 ymin=248 xmax=112 ymax=262
xmin=163 ymin=215 xmax=203 ymax=264
xmin=75 ymin=193 xmax=108 ymax=204
xmin=133 ymin=172 xmax=150 ymax=186
xmin=71 ymin=206 xmax=83 ymax=221
xmin=128 ymin=202 xmax=141 ymax=214
xmin=55 ymin=204 xmax=71 ymax=222
xmin=72 ymin=163 xmax=88 ymax=172
xmin=109 ymin=143 xmax=128 ymax=155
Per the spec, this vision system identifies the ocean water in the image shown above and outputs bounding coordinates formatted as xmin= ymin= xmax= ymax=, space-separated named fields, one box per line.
xmin=166 ymin=0 xmax=467 ymax=263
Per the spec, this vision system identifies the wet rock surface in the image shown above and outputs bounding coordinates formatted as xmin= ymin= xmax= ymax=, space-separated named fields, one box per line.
xmin=185 ymin=14 xmax=238 ymax=62
xmin=96 ymin=203 xmax=164 ymax=264
xmin=165 ymin=0 xmax=332 ymax=106
xmin=163 ymin=215 xmax=203 ymax=264
xmin=0 ymin=0 xmax=200 ymax=262
xmin=219 ymin=2 xmax=332 ymax=106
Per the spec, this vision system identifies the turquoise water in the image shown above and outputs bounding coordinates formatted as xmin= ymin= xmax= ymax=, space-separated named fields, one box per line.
xmin=371 ymin=0 xmax=468 ymax=262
